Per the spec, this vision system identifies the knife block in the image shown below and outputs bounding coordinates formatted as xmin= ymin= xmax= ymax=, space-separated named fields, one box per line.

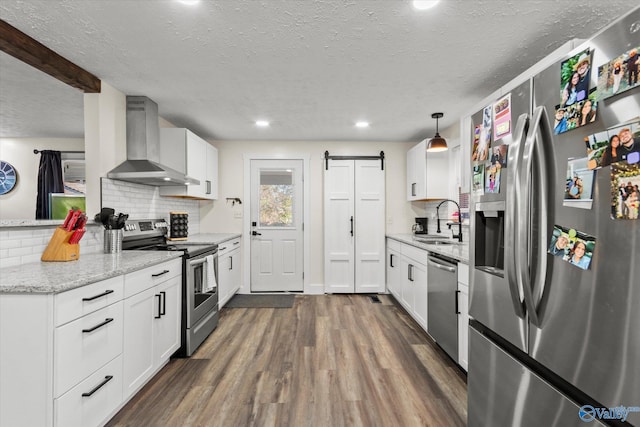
xmin=41 ymin=228 xmax=80 ymax=262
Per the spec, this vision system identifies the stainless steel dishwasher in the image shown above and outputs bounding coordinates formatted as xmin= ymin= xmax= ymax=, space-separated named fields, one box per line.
xmin=427 ymin=253 xmax=458 ymax=363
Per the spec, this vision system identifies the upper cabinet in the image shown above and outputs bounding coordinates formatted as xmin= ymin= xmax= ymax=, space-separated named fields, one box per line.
xmin=159 ymin=128 xmax=218 ymax=200
xmin=406 ymin=139 xmax=449 ymax=201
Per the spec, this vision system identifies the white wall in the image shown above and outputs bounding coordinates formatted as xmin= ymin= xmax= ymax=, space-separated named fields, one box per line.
xmin=199 ymin=139 xmax=414 ymax=288
xmin=0 ymin=138 xmax=84 ymax=220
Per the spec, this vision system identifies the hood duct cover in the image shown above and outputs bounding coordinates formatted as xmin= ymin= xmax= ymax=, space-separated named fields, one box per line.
xmin=107 ymin=96 xmax=199 ymax=186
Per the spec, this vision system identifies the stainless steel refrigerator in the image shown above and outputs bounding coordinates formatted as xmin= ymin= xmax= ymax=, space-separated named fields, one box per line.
xmin=468 ymin=8 xmax=640 ymax=427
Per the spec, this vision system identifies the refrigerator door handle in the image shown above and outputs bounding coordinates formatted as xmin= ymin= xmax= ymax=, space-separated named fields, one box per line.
xmin=518 ymin=106 xmax=554 ymax=327
xmin=505 ymin=113 xmax=529 ymax=319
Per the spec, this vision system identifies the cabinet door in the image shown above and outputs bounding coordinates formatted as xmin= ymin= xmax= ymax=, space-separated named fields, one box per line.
xmin=407 ymin=146 xmax=416 ymax=200
xmin=122 ymin=286 xmax=155 ymax=399
xmin=458 ymin=284 xmax=469 ymax=371
xmin=401 ymin=258 xmax=414 ymax=312
xmin=205 ymin=143 xmax=218 ymax=200
xmin=217 ymin=252 xmax=231 ymax=309
xmin=186 ymin=131 xmax=207 ymax=198
xmin=154 ymin=276 xmax=182 ymax=364
xmin=425 ymin=149 xmax=449 ymax=199
xmin=412 ymin=261 xmax=428 ymax=331
xmin=386 ymin=248 xmax=402 ymax=300
xmin=229 ymin=248 xmax=241 ymax=296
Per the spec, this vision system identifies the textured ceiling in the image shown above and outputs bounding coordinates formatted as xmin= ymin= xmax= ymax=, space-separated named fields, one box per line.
xmin=0 ymin=1 xmax=638 ymax=141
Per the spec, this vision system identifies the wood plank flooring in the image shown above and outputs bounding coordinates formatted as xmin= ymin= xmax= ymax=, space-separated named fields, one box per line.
xmin=107 ymin=294 xmax=467 ymax=427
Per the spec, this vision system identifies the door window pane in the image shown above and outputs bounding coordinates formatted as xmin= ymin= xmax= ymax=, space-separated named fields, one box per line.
xmin=259 ymin=169 xmax=294 ymax=227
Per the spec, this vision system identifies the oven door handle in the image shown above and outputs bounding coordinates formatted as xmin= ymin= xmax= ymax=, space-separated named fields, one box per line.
xmin=190 ymin=257 xmax=208 ymax=266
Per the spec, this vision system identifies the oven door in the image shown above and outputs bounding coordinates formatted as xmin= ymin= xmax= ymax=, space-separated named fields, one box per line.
xmin=186 ymin=251 xmax=218 ymax=327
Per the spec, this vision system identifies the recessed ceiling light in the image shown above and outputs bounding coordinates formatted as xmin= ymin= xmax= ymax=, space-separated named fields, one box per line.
xmin=163 ymin=177 xmax=171 ymax=181
xmin=412 ymin=0 xmax=440 ymax=10
xmin=255 ymin=120 xmax=270 ymax=127
xmin=355 ymin=121 xmax=370 ymax=128
xmin=177 ymin=0 xmax=200 ymax=5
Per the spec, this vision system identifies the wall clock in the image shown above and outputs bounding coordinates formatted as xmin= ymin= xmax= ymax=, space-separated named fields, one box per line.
xmin=0 ymin=161 xmax=18 ymax=195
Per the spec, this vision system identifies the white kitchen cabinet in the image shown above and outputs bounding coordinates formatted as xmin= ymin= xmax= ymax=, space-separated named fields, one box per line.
xmin=159 ymin=128 xmax=218 ymax=200
xmin=386 ymin=238 xmax=429 ymax=332
xmin=218 ymin=238 xmax=241 ymax=309
xmin=324 ymin=159 xmax=386 ymax=293
xmin=123 ymin=258 xmax=182 ymax=399
xmin=386 ymin=239 xmax=402 ymax=300
xmin=406 ymin=139 xmax=449 ymax=201
xmin=457 ymin=262 xmax=469 ymax=371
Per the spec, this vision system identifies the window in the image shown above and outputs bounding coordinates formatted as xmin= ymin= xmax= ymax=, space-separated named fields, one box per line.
xmin=259 ymin=169 xmax=294 ymax=227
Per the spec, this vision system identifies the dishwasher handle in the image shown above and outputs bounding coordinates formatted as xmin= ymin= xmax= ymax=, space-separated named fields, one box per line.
xmin=427 ymin=255 xmax=456 ymax=273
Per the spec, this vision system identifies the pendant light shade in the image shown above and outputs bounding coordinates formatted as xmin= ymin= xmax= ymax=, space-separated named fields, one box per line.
xmin=427 ymin=112 xmax=448 ymax=152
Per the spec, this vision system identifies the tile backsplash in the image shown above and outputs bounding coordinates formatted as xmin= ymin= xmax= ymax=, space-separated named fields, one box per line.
xmin=101 ymin=178 xmax=200 ymax=234
xmin=0 ymin=224 xmax=102 ymax=268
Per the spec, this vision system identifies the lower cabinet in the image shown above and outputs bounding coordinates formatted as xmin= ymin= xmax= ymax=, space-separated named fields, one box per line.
xmin=457 ymin=262 xmax=470 ymax=371
xmin=0 ymin=258 xmax=182 ymax=427
xmin=218 ymin=238 xmax=241 ymax=309
xmin=123 ymin=259 xmax=182 ymax=399
xmin=386 ymin=238 xmax=429 ymax=332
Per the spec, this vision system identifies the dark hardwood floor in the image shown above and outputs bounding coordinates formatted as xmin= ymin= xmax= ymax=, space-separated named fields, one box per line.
xmin=107 ymin=294 xmax=467 ymax=427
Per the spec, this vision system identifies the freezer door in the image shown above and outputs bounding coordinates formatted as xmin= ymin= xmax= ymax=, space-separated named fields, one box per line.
xmin=468 ymin=327 xmax=607 ymax=427
xmin=529 ymin=9 xmax=640 ymax=423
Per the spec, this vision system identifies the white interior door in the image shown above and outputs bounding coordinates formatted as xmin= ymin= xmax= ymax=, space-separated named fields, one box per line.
xmin=354 ymin=160 xmax=385 ymax=293
xmin=324 ymin=160 xmax=355 ymax=293
xmin=250 ymin=160 xmax=304 ymax=292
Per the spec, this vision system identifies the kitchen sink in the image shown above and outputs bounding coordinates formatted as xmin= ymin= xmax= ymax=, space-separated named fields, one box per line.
xmin=413 ymin=237 xmax=462 ymax=245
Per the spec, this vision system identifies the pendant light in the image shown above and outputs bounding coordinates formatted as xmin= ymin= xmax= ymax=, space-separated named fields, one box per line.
xmin=427 ymin=112 xmax=448 ymax=152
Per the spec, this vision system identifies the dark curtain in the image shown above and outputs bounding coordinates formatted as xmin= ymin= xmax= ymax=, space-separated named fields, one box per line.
xmin=36 ymin=150 xmax=64 ymax=219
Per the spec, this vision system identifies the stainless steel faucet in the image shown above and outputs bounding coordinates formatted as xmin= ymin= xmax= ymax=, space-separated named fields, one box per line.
xmin=436 ymin=199 xmax=463 ymax=242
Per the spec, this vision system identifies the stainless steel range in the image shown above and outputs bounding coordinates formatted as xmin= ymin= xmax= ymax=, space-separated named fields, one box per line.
xmin=122 ymin=219 xmax=218 ymax=356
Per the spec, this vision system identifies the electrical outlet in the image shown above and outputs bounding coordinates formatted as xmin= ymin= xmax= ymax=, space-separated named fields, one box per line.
xmin=234 ymin=211 xmax=242 ymax=219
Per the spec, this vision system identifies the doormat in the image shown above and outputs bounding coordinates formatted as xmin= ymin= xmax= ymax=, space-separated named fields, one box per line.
xmin=225 ymin=294 xmax=295 ymax=308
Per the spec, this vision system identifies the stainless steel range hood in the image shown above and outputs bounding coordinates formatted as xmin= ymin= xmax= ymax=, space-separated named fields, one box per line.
xmin=107 ymin=96 xmax=199 ymax=186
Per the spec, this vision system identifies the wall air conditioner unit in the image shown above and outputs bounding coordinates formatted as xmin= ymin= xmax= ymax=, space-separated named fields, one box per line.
xmin=62 ymin=160 xmax=86 ymax=182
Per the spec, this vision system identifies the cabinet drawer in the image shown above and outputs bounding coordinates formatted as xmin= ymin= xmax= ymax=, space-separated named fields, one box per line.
xmin=55 ymin=276 xmax=124 ymax=326
xmin=402 ymin=244 xmax=428 ymax=265
xmin=458 ymin=262 xmax=469 ymax=286
xmin=218 ymin=237 xmax=241 ymax=256
xmin=54 ymin=302 xmax=124 ymax=397
xmin=386 ymin=238 xmax=402 ymax=253
xmin=124 ymin=258 xmax=182 ymax=298
xmin=55 ymin=355 xmax=123 ymax=427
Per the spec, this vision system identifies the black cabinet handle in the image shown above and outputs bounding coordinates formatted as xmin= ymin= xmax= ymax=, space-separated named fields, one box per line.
xmin=220 ymin=246 xmax=227 ymax=251
xmin=82 ymin=375 xmax=113 ymax=397
xmin=152 ymin=270 xmax=170 ymax=278
xmin=350 ymin=216 xmax=354 ymax=236
xmin=160 ymin=291 xmax=166 ymax=316
xmin=206 ymin=180 xmax=211 ymax=195
xmin=233 ymin=241 xmax=240 ymax=245
xmin=230 ymin=256 xmax=233 ymax=270
xmin=390 ymin=254 xmax=394 ymax=268
xmin=408 ymin=264 xmax=414 ymax=282
xmin=456 ymin=290 xmax=460 ymax=314
xmin=411 ymin=183 xmax=416 ymax=197
xmin=82 ymin=289 xmax=114 ymax=302
xmin=252 ymin=231 xmax=262 ymax=236
xmin=155 ymin=294 xmax=162 ymax=319
xmin=82 ymin=318 xmax=114 ymax=333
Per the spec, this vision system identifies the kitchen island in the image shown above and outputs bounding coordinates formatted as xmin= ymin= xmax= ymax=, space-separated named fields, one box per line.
xmin=0 ymin=251 xmax=183 ymax=294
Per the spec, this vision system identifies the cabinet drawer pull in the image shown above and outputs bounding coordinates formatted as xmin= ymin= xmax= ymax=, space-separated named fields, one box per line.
xmin=82 ymin=289 xmax=114 ymax=302
xmin=233 ymin=241 xmax=240 ymax=245
xmin=160 ymin=291 xmax=166 ymax=316
xmin=82 ymin=318 xmax=114 ymax=333
xmin=390 ymin=253 xmax=394 ymax=268
xmin=152 ymin=270 xmax=170 ymax=278
xmin=220 ymin=246 xmax=227 ymax=251
xmin=82 ymin=375 xmax=114 ymax=397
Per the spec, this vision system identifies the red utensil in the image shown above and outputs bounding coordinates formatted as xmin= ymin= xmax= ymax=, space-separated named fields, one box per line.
xmin=65 ymin=210 xmax=82 ymax=231
xmin=69 ymin=229 xmax=85 ymax=244
xmin=61 ymin=209 xmax=74 ymax=229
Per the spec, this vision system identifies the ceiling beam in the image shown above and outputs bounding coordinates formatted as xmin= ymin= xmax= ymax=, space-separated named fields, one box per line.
xmin=0 ymin=19 xmax=101 ymax=93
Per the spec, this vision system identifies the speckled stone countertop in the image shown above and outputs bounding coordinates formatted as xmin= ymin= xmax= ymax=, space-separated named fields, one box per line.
xmin=0 ymin=251 xmax=183 ymax=294
xmin=387 ymin=234 xmax=469 ymax=264
xmin=178 ymin=233 xmax=242 ymax=245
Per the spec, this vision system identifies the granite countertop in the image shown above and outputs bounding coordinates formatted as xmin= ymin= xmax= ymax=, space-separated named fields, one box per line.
xmin=387 ymin=234 xmax=469 ymax=263
xmin=179 ymin=233 xmax=242 ymax=245
xmin=0 ymin=251 xmax=183 ymax=294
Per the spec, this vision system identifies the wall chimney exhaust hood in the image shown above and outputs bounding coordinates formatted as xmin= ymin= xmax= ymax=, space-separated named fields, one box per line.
xmin=107 ymin=96 xmax=200 ymax=186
